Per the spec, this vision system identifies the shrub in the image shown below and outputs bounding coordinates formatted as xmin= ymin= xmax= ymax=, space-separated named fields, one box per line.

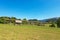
xmin=49 ymin=23 xmax=55 ymax=27
xmin=37 ymin=23 xmax=40 ymax=26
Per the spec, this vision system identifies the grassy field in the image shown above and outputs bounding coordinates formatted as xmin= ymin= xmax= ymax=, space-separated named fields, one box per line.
xmin=0 ymin=24 xmax=60 ymax=40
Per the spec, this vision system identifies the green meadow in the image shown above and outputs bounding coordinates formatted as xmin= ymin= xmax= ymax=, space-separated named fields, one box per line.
xmin=0 ymin=24 xmax=60 ymax=40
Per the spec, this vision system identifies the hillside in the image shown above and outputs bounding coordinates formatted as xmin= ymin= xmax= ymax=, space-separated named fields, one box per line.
xmin=40 ymin=17 xmax=59 ymax=23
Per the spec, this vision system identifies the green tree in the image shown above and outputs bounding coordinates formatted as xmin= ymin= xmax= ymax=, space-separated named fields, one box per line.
xmin=28 ymin=19 xmax=40 ymax=25
xmin=10 ymin=17 xmax=17 ymax=23
xmin=22 ymin=18 xmax=28 ymax=24
xmin=56 ymin=18 xmax=60 ymax=28
xmin=0 ymin=16 xmax=10 ymax=24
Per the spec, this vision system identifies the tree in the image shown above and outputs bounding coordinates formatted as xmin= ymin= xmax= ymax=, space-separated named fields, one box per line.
xmin=56 ymin=18 xmax=60 ymax=28
xmin=0 ymin=16 xmax=10 ymax=24
xmin=22 ymin=18 xmax=28 ymax=24
xmin=10 ymin=17 xmax=17 ymax=23
xmin=28 ymin=19 xmax=40 ymax=25
xmin=28 ymin=19 xmax=38 ymax=21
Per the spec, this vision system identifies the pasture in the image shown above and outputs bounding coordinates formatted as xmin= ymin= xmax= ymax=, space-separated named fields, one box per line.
xmin=0 ymin=24 xmax=60 ymax=40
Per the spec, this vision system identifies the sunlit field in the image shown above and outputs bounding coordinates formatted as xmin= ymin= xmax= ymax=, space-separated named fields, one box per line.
xmin=0 ymin=24 xmax=60 ymax=40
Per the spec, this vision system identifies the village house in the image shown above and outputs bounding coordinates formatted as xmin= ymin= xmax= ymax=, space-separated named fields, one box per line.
xmin=15 ymin=20 xmax=22 ymax=25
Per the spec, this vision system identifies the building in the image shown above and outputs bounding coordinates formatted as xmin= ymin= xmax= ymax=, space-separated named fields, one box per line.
xmin=15 ymin=20 xmax=22 ymax=25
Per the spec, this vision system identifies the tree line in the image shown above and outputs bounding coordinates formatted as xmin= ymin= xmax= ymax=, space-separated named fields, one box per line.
xmin=0 ymin=16 xmax=16 ymax=24
xmin=0 ymin=16 xmax=60 ymax=28
xmin=0 ymin=16 xmax=39 ymax=25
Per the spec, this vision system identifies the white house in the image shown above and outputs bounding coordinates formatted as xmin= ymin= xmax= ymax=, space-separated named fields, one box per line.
xmin=15 ymin=20 xmax=22 ymax=25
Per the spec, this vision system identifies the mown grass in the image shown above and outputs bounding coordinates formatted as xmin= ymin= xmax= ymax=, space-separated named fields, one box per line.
xmin=0 ymin=24 xmax=60 ymax=40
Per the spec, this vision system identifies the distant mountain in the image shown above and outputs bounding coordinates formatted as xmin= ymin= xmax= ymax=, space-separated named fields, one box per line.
xmin=40 ymin=17 xmax=59 ymax=23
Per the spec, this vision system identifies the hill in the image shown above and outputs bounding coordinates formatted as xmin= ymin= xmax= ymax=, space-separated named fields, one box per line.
xmin=40 ymin=17 xmax=59 ymax=23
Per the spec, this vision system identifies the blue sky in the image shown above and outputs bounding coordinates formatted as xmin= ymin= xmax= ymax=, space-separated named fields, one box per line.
xmin=0 ymin=0 xmax=60 ymax=20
